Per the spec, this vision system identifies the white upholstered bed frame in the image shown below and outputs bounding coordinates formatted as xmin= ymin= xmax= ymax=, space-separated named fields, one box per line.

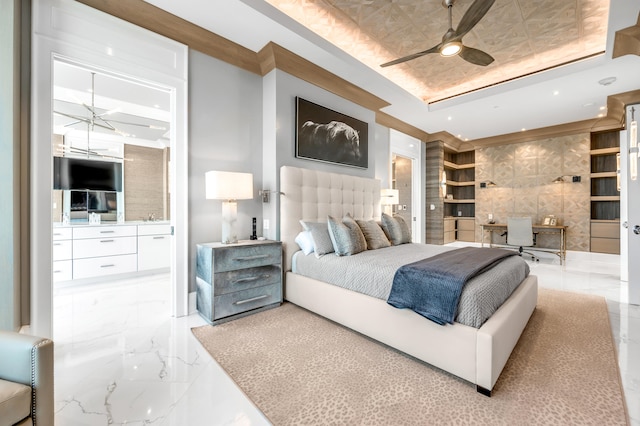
xmin=279 ymin=166 xmax=538 ymax=395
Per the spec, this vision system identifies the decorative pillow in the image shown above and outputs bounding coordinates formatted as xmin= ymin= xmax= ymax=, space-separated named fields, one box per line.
xmin=381 ymin=213 xmax=412 ymax=245
xmin=356 ymin=219 xmax=391 ymax=250
xmin=327 ymin=214 xmax=367 ymax=256
xmin=299 ymin=220 xmax=334 ymax=257
xmin=294 ymin=231 xmax=314 ymax=255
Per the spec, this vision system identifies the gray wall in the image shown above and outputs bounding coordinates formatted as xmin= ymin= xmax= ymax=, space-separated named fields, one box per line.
xmin=188 ymin=50 xmax=264 ymax=291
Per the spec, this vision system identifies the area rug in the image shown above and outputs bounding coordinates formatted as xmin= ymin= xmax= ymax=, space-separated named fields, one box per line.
xmin=192 ymin=288 xmax=629 ymax=425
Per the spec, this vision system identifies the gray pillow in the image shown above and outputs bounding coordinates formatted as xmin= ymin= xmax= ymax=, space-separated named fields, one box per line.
xmin=327 ymin=214 xmax=367 ymax=256
xmin=299 ymin=220 xmax=334 ymax=257
xmin=356 ymin=219 xmax=391 ymax=250
xmin=381 ymin=213 xmax=411 ymax=245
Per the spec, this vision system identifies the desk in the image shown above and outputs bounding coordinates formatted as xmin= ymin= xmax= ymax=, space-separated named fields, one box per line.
xmin=480 ymin=223 xmax=567 ymax=265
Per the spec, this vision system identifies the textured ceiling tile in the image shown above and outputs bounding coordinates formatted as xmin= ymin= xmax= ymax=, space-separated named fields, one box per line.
xmin=267 ymin=0 xmax=610 ymax=103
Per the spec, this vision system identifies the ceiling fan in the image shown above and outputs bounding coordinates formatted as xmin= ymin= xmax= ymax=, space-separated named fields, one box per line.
xmin=381 ymin=0 xmax=495 ymax=68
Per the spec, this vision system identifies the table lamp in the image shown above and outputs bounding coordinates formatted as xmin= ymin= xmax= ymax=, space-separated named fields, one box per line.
xmin=205 ymin=171 xmax=254 ymax=244
xmin=380 ymin=188 xmax=399 ymax=216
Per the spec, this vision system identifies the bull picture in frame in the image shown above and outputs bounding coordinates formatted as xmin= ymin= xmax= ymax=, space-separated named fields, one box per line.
xmin=295 ymin=97 xmax=368 ymax=169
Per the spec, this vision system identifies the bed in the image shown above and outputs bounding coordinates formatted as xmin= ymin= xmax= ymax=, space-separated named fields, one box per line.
xmin=279 ymin=165 xmax=538 ymax=396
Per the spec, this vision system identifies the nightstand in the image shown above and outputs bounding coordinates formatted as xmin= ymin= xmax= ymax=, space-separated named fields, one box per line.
xmin=196 ymin=240 xmax=283 ymax=324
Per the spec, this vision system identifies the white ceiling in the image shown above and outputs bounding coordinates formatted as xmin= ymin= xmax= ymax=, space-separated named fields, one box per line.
xmin=143 ymin=1 xmax=640 ymax=141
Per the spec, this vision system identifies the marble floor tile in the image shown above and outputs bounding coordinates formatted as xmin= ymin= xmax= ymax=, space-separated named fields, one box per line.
xmin=53 ymin=253 xmax=640 ymax=425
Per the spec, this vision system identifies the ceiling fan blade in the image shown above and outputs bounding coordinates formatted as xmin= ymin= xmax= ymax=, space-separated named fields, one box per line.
xmin=455 ymin=0 xmax=496 ymax=39
xmin=380 ymin=45 xmax=440 ymax=67
xmin=459 ymin=46 xmax=494 ymax=66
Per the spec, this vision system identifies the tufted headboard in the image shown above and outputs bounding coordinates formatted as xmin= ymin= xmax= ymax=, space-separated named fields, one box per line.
xmin=280 ymin=166 xmax=381 ymax=272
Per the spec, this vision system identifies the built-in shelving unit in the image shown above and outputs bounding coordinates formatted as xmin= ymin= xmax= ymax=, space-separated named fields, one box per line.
xmin=443 ymin=149 xmax=475 ymax=242
xmin=590 ymin=130 xmax=620 ymax=254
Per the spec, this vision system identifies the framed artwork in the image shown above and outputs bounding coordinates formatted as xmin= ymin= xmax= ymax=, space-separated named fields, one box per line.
xmin=295 ymin=97 xmax=368 ymax=169
xmin=543 ymin=215 xmax=557 ymax=226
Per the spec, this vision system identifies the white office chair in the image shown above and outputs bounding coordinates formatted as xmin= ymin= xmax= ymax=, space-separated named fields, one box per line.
xmin=506 ymin=217 xmax=539 ymax=262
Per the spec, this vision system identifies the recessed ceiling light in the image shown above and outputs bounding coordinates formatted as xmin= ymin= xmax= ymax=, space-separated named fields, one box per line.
xmin=553 ymin=90 xmax=559 ymax=96
xmin=598 ymin=76 xmax=617 ymax=86
xmin=457 ymin=134 xmax=462 ymax=138
xmin=598 ymin=113 xmax=604 ymax=117
xmin=583 ymin=102 xmax=594 ymax=107
xmin=599 ymin=106 xmax=606 ymax=111
xmin=408 ymin=144 xmax=414 ymax=148
xmin=521 ymin=128 xmax=526 ymax=132
xmin=447 ymin=116 xmax=452 ymax=121
xmin=154 ymin=104 xmax=160 ymax=108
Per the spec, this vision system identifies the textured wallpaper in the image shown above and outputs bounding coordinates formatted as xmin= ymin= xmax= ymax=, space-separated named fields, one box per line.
xmin=475 ymin=134 xmax=591 ymax=252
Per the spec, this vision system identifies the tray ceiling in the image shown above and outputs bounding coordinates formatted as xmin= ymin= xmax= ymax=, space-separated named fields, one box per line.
xmin=266 ymin=0 xmax=609 ymax=104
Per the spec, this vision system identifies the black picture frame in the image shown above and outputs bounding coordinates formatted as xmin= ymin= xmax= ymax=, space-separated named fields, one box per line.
xmin=295 ymin=97 xmax=368 ymax=169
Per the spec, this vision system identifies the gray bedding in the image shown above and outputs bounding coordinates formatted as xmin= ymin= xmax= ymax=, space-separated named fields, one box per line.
xmin=292 ymin=243 xmax=530 ymax=328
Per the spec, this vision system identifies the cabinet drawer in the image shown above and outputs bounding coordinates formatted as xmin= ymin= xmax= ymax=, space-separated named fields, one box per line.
xmin=137 ymin=224 xmax=171 ymax=236
xmin=444 ymin=219 xmax=455 ymax=232
xmin=444 ymin=230 xmax=455 ymax=243
xmin=53 ymin=240 xmax=73 ymax=261
xmin=53 ymin=260 xmax=72 ymax=282
xmin=591 ymin=222 xmax=620 ymax=238
xmin=213 ymin=284 xmax=282 ymax=320
xmin=591 ymin=237 xmax=620 ymax=254
xmin=73 ymin=254 xmax=137 ymax=279
xmin=53 ymin=228 xmax=72 ymax=241
xmin=73 ymin=236 xmax=137 ymax=259
xmin=138 ymin=234 xmax=171 ymax=271
xmin=73 ymin=225 xmax=137 ymax=239
xmin=214 ymin=265 xmax=281 ymax=296
xmin=457 ymin=230 xmax=475 ymax=242
xmin=213 ymin=243 xmax=282 ymax=273
xmin=456 ymin=219 xmax=475 ymax=231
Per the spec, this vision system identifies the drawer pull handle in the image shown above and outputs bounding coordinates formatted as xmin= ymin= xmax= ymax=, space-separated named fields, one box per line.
xmin=53 ymin=243 xmax=62 ymax=246
xmin=53 ymin=270 xmax=62 ymax=273
xmin=234 ymin=254 xmax=269 ymax=261
xmin=234 ymin=294 xmax=268 ymax=305
xmin=153 ymin=236 xmax=165 ymax=240
xmin=100 ymin=231 xmax=116 ymax=234
xmin=100 ymin=239 xmax=115 ymax=243
xmin=100 ymin=264 xmax=115 ymax=268
xmin=233 ymin=274 xmax=271 ymax=285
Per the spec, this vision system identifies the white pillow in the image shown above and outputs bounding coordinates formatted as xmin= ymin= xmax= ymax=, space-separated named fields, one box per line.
xmin=295 ymin=231 xmax=315 ymax=255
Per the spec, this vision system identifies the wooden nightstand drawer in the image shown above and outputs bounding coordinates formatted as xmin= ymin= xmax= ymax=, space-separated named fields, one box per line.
xmin=213 ymin=284 xmax=282 ymax=320
xmin=212 ymin=243 xmax=282 ymax=273
xmin=213 ymin=265 xmax=281 ymax=296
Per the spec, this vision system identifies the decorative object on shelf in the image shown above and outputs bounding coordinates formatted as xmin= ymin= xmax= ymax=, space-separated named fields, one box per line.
xmin=552 ymin=175 xmax=581 ymax=183
xmin=629 ymin=106 xmax=638 ymax=181
xmin=205 ymin=171 xmax=254 ymax=244
xmin=380 ymin=188 xmax=399 ymax=215
xmin=295 ymin=97 xmax=368 ymax=169
xmin=480 ymin=180 xmax=496 ymax=188
xmin=441 ymin=170 xmax=447 ymax=197
xmin=617 ymin=153 xmax=621 ymax=191
xmin=543 ymin=215 xmax=557 ymax=226
xmin=251 ymin=217 xmax=257 ymax=240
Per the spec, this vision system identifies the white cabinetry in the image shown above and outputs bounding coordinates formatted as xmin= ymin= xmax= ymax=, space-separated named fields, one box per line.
xmin=53 ymin=228 xmax=73 ymax=282
xmin=53 ymin=223 xmax=171 ymax=283
xmin=137 ymin=224 xmax=171 ymax=271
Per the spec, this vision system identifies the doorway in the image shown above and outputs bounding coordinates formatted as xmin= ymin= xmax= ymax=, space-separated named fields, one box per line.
xmin=390 ymin=129 xmax=423 ymax=243
xmin=392 ymin=154 xmax=413 ymax=234
xmin=31 ymin=0 xmax=189 ymax=338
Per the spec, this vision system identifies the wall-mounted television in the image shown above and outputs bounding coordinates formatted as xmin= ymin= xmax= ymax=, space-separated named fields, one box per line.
xmin=53 ymin=157 xmax=123 ymax=192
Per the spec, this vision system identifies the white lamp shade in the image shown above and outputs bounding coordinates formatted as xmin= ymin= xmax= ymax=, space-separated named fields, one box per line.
xmin=205 ymin=171 xmax=254 ymax=200
xmin=381 ymin=188 xmax=399 ymax=205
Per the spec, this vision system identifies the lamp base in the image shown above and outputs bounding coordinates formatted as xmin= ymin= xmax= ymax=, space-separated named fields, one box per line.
xmin=221 ymin=201 xmax=239 ymax=244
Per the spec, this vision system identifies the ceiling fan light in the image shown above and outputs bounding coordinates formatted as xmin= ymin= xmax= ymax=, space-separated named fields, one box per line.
xmin=440 ymin=42 xmax=462 ymax=57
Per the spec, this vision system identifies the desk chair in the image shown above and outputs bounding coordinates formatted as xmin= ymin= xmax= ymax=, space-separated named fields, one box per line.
xmin=505 ymin=217 xmax=539 ymax=262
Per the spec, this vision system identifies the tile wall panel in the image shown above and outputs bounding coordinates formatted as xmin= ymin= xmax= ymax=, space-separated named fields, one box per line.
xmin=475 ymin=134 xmax=590 ymax=251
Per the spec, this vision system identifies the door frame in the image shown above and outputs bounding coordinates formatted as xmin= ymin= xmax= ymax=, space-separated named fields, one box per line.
xmin=30 ymin=0 xmax=189 ymax=338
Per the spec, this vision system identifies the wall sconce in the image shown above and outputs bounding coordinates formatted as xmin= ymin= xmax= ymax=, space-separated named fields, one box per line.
xmin=440 ymin=170 xmax=447 ymax=197
xmin=479 ymin=181 xmax=496 ymax=188
xmin=552 ymin=175 xmax=581 ymax=183
xmin=205 ymin=170 xmax=254 ymax=244
xmin=381 ymin=188 xmax=399 ymax=215
xmin=630 ymin=106 xmax=638 ymax=181
xmin=258 ymin=189 xmax=285 ymax=203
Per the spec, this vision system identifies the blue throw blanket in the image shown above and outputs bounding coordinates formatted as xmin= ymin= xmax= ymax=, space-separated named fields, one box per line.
xmin=387 ymin=247 xmax=517 ymax=325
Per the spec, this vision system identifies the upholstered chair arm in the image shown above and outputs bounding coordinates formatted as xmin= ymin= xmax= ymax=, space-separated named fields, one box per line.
xmin=0 ymin=331 xmax=54 ymax=426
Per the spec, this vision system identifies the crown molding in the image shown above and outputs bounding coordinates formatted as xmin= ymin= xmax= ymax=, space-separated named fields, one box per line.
xmin=613 ymin=13 xmax=640 ymax=59
xmin=375 ymin=111 xmax=429 ymax=142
